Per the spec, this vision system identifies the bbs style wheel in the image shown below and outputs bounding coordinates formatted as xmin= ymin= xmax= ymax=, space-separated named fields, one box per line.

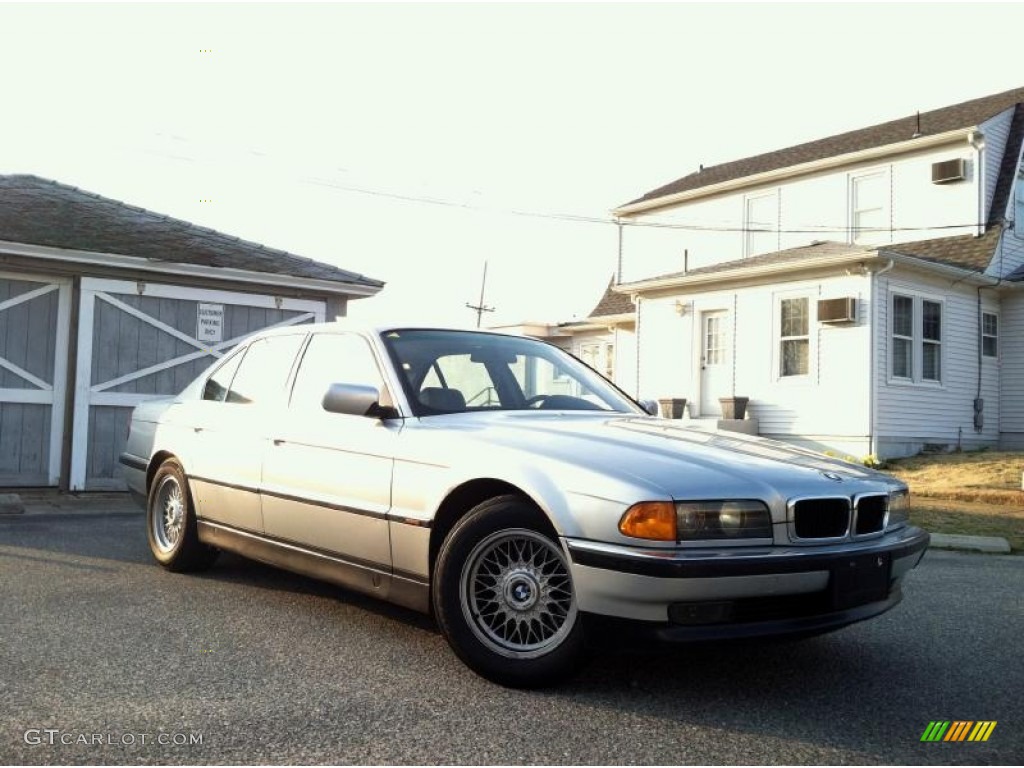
xmin=433 ymin=495 xmax=586 ymax=687
xmin=147 ymin=458 xmax=218 ymax=572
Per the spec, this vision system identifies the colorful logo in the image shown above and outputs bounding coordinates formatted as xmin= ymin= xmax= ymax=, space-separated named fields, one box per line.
xmin=920 ymin=721 xmax=997 ymax=742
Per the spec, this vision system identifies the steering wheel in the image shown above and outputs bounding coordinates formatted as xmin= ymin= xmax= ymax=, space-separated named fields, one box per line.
xmin=523 ymin=395 xmax=551 ymax=409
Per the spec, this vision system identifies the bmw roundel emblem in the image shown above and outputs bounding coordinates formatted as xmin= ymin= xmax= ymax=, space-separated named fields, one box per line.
xmin=821 ymin=471 xmax=844 ymax=482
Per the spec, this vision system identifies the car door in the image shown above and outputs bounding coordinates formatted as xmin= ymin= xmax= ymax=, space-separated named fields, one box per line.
xmin=188 ymin=333 xmax=306 ymax=533
xmin=260 ymin=331 xmax=398 ymax=566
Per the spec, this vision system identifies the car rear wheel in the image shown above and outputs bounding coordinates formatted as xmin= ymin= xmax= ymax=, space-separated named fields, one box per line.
xmin=433 ymin=495 xmax=586 ymax=687
xmin=147 ymin=458 xmax=218 ymax=572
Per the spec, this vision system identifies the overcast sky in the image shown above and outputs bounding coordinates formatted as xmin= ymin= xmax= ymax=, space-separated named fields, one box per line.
xmin=2 ymin=2 xmax=1022 ymax=326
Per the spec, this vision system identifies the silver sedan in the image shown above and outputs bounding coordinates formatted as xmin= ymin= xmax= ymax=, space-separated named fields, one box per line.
xmin=121 ymin=324 xmax=929 ymax=687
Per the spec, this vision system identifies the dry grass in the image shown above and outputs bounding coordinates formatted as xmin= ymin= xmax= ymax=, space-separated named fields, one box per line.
xmin=886 ymin=451 xmax=1024 ymax=506
xmin=885 ymin=451 xmax=1024 ymax=552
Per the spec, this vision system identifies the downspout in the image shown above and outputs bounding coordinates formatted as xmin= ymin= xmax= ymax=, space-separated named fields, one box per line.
xmin=869 ymin=259 xmax=895 ymax=457
xmin=969 ymin=131 xmax=985 ymax=237
xmin=616 ymin=219 xmax=624 ymax=284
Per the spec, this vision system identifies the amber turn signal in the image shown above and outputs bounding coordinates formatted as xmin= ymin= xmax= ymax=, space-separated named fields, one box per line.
xmin=619 ymin=501 xmax=677 ymax=541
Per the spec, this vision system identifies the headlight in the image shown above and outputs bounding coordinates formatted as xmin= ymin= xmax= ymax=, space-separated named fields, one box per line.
xmin=887 ymin=489 xmax=910 ymax=529
xmin=675 ymin=500 xmax=772 ymax=541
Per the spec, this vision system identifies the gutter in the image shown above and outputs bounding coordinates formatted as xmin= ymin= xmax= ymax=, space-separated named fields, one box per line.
xmin=614 ymin=128 xmax=976 ymax=217
xmin=0 ymin=239 xmax=383 ymax=298
xmin=615 ymin=249 xmax=879 ymax=294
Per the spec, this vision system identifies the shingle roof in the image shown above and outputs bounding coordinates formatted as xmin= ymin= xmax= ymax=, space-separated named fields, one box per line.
xmin=623 ymin=229 xmax=1006 ymax=288
xmin=0 ymin=175 xmax=383 ymax=289
xmin=625 ymin=86 xmax=1024 ymax=208
xmin=588 ymin=277 xmax=634 ymax=317
xmin=884 ymin=226 xmax=1002 ymax=273
xmin=630 ymin=241 xmax=860 ymax=285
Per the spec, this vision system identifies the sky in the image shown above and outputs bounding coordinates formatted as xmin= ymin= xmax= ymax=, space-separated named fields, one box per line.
xmin=1 ymin=1 xmax=1023 ymax=327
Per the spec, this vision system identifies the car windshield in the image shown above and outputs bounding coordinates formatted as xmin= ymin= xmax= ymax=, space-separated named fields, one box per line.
xmin=380 ymin=329 xmax=640 ymax=417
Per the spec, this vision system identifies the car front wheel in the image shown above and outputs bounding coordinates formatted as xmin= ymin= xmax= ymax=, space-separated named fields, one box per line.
xmin=147 ymin=458 xmax=218 ymax=572
xmin=433 ymin=495 xmax=586 ymax=687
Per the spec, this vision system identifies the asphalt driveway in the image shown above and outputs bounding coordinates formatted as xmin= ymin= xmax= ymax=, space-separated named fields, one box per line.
xmin=0 ymin=508 xmax=1021 ymax=764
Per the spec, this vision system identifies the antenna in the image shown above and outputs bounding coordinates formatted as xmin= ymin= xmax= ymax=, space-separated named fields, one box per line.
xmin=466 ymin=260 xmax=495 ymax=328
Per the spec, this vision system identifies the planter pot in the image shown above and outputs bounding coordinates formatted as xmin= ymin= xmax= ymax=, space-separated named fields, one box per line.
xmin=719 ymin=396 xmax=750 ymax=420
xmin=658 ymin=397 xmax=687 ymax=419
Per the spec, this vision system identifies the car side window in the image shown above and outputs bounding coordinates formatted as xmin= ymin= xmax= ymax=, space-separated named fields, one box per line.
xmin=290 ymin=333 xmax=387 ymax=411
xmin=202 ymin=347 xmax=247 ymax=402
xmin=226 ymin=334 xmax=305 ymax=405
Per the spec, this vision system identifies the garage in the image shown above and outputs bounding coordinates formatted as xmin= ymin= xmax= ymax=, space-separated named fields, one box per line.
xmin=0 ymin=174 xmax=382 ymax=490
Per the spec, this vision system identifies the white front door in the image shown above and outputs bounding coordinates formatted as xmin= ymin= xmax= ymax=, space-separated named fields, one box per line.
xmin=699 ymin=310 xmax=730 ymax=416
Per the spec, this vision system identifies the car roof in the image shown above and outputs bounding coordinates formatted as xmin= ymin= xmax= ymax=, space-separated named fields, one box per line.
xmin=251 ymin=320 xmax=527 ymax=341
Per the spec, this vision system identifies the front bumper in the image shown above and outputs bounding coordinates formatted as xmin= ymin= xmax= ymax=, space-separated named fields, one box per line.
xmin=564 ymin=525 xmax=929 ymax=636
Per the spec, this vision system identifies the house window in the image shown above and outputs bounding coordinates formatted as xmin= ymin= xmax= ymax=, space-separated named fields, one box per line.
xmin=982 ymin=312 xmax=998 ymax=358
xmin=604 ymin=343 xmax=615 ymax=380
xmin=892 ymin=295 xmax=914 ymax=379
xmin=922 ymin=300 xmax=941 ymax=381
xmin=779 ymin=297 xmax=810 ymax=377
xmin=851 ymin=171 xmax=888 ymax=245
xmin=579 ymin=343 xmax=601 ymax=371
xmin=890 ymin=292 xmax=943 ymax=384
xmin=745 ymin=193 xmax=777 ymax=257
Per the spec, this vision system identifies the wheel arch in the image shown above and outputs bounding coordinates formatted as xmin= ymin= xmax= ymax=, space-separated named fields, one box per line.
xmin=147 ymin=450 xmax=180 ymax=492
xmin=429 ymin=478 xmax=557 ymax=580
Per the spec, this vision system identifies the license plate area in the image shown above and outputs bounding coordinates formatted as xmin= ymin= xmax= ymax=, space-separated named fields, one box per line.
xmin=830 ymin=552 xmax=891 ymax=610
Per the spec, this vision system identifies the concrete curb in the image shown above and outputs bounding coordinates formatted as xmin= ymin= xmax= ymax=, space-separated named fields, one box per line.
xmin=928 ymin=533 xmax=1012 ymax=554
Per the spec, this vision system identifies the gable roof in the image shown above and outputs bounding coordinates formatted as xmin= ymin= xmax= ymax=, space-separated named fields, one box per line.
xmin=588 ymin=277 xmax=634 ymax=317
xmin=0 ymin=175 xmax=383 ymax=291
xmin=624 ymin=85 xmax=1024 ymax=209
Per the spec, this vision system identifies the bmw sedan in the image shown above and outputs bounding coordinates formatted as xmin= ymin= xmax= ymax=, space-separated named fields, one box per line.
xmin=121 ymin=323 xmax=929 ymax=687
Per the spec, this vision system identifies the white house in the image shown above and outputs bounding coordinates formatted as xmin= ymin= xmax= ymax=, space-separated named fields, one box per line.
xmin=611 ymin=85 xmax=1024 ymax=460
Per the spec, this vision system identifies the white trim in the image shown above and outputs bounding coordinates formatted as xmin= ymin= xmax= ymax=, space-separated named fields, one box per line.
xmin=0 ymin=282 xmax=59 ymax=315
xmin=49 ymin=280 xmax=72 ymax=485
xmin=613 ymin=128 xmax=974 ymax=215
xmin=89 ymin=392 xmax=169 ymax=407
xmin=743 ymin=190 xmax=779 ymax=258
xmin=90 ymin=311 xmax=315 ymax=392
xmin=81 ymin=277 xmax=327 ymax=312
xmin=772 ymin=289 xmax=818 ymax=384
xmin=95 ymin=292 xmax=221 ymax=356
xmin=69 ymin=277 xmax=326 ymax=489
xmin=70 ymin=288 xmax=96 ymax=491
xmin=0 ymin=240 xmax=381 ymax=297
xmin=0 ymin=388 xmax=52 ymax=404
xmin=0 ymin=356 xmax=52 ymax=391
xmin=886 ymin=284 xmax=947 ymax=388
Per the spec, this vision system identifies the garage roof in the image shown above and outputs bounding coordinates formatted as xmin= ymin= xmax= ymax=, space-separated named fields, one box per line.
xmin=0 ymin=175 xmax=383 ymax=290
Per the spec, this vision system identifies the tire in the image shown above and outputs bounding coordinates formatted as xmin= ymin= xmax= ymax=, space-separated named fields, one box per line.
xmin=433 ymin=495 xmax=586 ymax=688
xmin=147 ymin=458 xmax=218 ymax=573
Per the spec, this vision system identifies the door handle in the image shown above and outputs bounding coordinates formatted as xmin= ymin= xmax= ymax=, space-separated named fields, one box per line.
xmin=272 ymin=438 xmax=285 ymax=446
xmin=193 ymin=427 xmax=204 ymax=433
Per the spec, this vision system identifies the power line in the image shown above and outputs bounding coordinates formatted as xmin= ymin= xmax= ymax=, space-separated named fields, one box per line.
xmin=302 ymin=175 xmax=990 ymax=236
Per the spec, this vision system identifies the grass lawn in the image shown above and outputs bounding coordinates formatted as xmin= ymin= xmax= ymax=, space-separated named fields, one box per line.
xmin=885 ymin=451 xmax=1024 ymax=552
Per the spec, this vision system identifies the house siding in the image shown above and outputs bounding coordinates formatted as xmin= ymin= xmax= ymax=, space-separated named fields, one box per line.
xmin=980 ymin=108 xmax=1014 ymax=218
xmin=636 ymin=273 xmax=872 ymax=456
xmin=620 ymin=141 xmax=980 ymax=285
xmin=999 ymin=291 xmax=1024 ymax=449
xmin=875 ymin=270 xmax=999 ymax=458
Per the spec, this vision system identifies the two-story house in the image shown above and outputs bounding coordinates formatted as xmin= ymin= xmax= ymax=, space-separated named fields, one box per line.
xmin=612 ymin=86 xmax=1024 ymax=459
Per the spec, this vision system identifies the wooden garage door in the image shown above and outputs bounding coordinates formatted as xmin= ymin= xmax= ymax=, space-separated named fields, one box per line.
xmin=70 ymin=278 xmax=325 ymax=491
xmin=0 ymin=272 xmax=71 ymax=486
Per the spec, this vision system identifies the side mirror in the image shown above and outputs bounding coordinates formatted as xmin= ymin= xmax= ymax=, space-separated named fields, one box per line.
xmin=639 ymin=399 xmax=660 ymax=417
xmin=322 ymin=383 xmax=395 ymax=418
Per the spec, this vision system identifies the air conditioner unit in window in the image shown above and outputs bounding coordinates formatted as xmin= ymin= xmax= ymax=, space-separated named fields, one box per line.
xmin=931 ymin=158 xmax=966 ymax=184
xmin=817 ymin=297 xmax=857 ymax=324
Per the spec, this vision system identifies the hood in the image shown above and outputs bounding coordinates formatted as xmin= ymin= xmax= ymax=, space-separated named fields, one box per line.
xmin=413 ymin=412 xmax=902 ymax=502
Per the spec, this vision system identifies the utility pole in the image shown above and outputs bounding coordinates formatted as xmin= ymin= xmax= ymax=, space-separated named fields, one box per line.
xmin=466 ymin=260 xmax=495 ymax=327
